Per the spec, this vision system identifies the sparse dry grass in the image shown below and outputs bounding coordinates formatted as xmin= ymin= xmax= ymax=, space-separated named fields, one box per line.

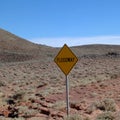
xmin=95 ymin=112 xmax=115 ymax=120
xmin=52 ymin=101 xmax=66 ymax=110
xmin=64 ymin=114 xmax=83 ymax=120
xmin=0 ymin=29 xmax=120 ymax=119
xmin=86 ymin=98 xmax=116 ymax=114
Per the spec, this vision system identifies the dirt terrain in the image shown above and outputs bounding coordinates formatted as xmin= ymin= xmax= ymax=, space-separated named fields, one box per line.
xmin=0 ymin=28 xmax=120 ymax=120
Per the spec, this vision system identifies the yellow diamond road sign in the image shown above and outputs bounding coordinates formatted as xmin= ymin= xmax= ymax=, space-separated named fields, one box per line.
xmin=54 ymin=44 xmax=78 ymax=75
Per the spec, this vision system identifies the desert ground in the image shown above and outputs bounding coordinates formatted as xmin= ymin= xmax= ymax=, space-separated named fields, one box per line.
xmin=0 ymin=28 xmax=120 ymax=120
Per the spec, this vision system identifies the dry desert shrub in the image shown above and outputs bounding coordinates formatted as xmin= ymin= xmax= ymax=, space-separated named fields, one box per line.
xmin=95 ymin=111 xmax=115 ymax=120
xmin=86 ymin=98 xmax=116 ymax=114
xmin=98 ymin=99 xmax=116 ymax=112
xmin=10 ymin=90 xmax=28 ymax=103
xmin=0 ymin=81 xmax=5 ymax=87
xmin=17 ymin=106 xmax=38 ymax=118
xmin=105 ymin=52 xmax=119 ymax=57
xmin=12 ymin=91 xmax=25 ymax=100
xmin=52 ymin=101 xmax=66 ymax=110
xmin=64 ymin=114 xmax=83 ymax=120
xmin=0 ymin=117 xmax=25 ymax=120
xmin=113 ymin=111 xmax=120 ymax=120
xmin=110 ymin=74 xmax=118 ymax=79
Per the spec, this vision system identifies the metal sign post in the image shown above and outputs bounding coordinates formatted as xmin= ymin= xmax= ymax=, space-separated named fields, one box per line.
xmin=54 ymin=44 xmax=78 ymax=116
xmin=66 ymin=75 xmax=69 ymax=116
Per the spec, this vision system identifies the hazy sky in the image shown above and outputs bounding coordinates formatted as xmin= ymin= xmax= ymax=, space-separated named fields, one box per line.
xmin=0 ymin=0 xmax=120 ymax=47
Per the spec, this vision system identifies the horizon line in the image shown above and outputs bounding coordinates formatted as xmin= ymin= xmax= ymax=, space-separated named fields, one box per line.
xmin=30 ymin=35 xmax=120 ymax=47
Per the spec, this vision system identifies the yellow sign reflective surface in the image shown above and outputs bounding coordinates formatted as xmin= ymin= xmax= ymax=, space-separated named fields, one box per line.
xmin=54 ymin=44 xmax=78 ymax=75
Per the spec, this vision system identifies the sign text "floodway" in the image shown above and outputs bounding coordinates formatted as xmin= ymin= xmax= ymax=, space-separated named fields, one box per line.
xmin=57 ymin=58 xmax=75 ymax=62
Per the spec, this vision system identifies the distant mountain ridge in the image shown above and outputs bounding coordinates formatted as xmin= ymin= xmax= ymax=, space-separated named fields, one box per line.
xmin=72 ymin=44 xmax=120 ymax=57
xmin=0 ymin=28 xmax=120 ymax=63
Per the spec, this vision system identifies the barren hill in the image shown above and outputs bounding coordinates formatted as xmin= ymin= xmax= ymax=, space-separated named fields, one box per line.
xmin=0 ymin=28 xmax=41 ymax=53
xmin=0 ymin=28 xmax=120 ymax=62
xmin=72 ymin=44 xmax=120 ymax=57
xmin=0 ymin=28 xmax=55 ymax=62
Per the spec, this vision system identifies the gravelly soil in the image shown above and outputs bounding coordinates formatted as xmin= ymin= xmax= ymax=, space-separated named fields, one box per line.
xmin=0 ymin=54 xmax=119 ymax=119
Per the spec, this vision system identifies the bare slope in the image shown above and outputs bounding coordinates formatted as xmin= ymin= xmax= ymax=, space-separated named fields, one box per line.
xmin=72 ymin=44 xmax=120 ymax=57
xmin=0 ymin=28 xmax=41 ymax=53
xmin=0 ymin=28 xmax=55 ymax=62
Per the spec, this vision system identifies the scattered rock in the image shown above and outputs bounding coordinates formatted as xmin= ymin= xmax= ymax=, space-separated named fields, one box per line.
xmin=40 ymin=107 xmax=50 ymax=116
